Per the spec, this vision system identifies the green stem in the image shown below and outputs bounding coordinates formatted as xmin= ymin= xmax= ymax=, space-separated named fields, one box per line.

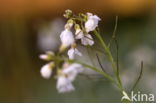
xmin=74 ymin=61 xmax=132 ymax=103
xmin=68 ymin=59 xmax=123 ymax=91
xmin=76 ymin=61 xmax=114 ymax=82
xmin=93 ymin=30 xmax=123 ymax=90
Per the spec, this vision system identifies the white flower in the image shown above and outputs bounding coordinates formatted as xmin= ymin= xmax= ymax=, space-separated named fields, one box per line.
xmin=62 ymin=63 xmax=83 ymax=81
xmin=67 ymin=48 xmax=82 ymax=59
xmin=85 ymin=13 xmax=101 ymax=32
xmin=60 ymin=29 xmax=75 ymax=47
xmin=56 ymin=63 xmax=83 ymax=93
xmin=75 ymin=29 xmax=84 ymax=39
xmin=81 ymin=34 xmax=94 ymax=46
xmin=56 ymin=75 xmax=75 ymax=93
xmin=75 ymin=28 xmax=94 ymax=46
xmin=40 ymin=63 xmax=53 ymax=79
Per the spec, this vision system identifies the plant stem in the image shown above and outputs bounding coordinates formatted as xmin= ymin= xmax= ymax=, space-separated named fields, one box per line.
xmin=93 ymin=30 xmax=123 ymax=91
xmin=68 ymin=59 xmax=123 ymax=91
xmin=93 ymin=30 xmax=134 ymax=103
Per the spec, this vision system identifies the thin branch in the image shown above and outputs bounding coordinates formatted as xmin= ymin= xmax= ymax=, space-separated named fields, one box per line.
xmin=93 ymin=30 xmax=123 ymax=90
xmin=114 ymin=38 xmax=122 ymax=87
xmin=108 ymin=16 xmax=118 ymax=48
xmin=96 ymin=53 xmax=107 ymax=73
xmin=86 ymin=47 xmax=96 ymax=67
xmin=115 ymin=39 xmax=120 ymax=81
xmin=131 ymin=61 xmax=144 ymax=91
xmin=112 ymin=16 xmax=118 ymax=38
xmin=79 ymin=74 xmax=107 ymax=82
xmin=69 ymin=59 xmax=115 ymax=83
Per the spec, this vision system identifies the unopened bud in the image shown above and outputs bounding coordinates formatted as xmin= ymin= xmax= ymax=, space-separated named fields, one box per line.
xmin=39 ymin=54 xmax=49 ymax=60
xmin=39 ymin=51 xmax=55 ymax=61
xmin=63 ymin=9 xmax=72 ymax=18
xmin=65 ymin=19 xmax=74 ymax=29
xmin=74 ymin=24 xmax=80 ymax=30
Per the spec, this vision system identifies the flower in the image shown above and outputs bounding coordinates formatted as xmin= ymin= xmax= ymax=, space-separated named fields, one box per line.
xmin=56 ymin=75 xmax=75 ymax=93
xmin=56 ymin=63 xmax=83 ymax=93
xmin=60 ymin=29 xmax=75 ymax=48
xmin=81 ymin=34 xmax=94 ymax=46
xmin=75 ymin=27 xmax=84 ymax=39
xmin=67 ymin=48 xmax=82 ymax=59
xmin=85 ymin=13 xmax=101 ymax=32
xmin=74 ymin=25 xmax=94 ymax=46
xmin=63 ymin=9 xmax=72 ymax=18
xmin=62 ymin=63 xmax=83 ymax=81
xmin=40 ymin=62 xmax=55 ymax=79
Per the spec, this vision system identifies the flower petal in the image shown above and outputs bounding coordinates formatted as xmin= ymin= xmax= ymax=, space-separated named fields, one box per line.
xmin=85 ymin=14 xmax=100 ymax=32
xmin=62 ymin=63 xmax=83 ymax=81
xmin=81 ymin=34 xmax=94 ymax=46
xmin=57 ymin=76 xmax=75 ymax=93
xmin=60 ymin=29 xmax=74 ymax=47
xmin=67 ymin=48 xmax=75 ymax=59
xmin=85 ymin=19 xmax=95 ymax=32
xmin=40 ymin=63 xmax=52 ymax=79
xmin=68 ymin=48 xmax=82 ymax=59
xmin=75 ymin=31 xmax=84 ymax=39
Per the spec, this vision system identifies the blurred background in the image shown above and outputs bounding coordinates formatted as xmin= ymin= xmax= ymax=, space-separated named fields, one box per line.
xmin=0 ymin=0 xmax=156 ymax=103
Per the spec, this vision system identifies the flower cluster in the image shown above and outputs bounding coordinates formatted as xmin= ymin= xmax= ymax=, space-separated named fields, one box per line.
xmin=39 ymin=10 xmax=101 ymax=93
xmin=40 ymin=51 xmax=83 ymax=93
xmin=60 ymin=10 xmax=101 ymax=59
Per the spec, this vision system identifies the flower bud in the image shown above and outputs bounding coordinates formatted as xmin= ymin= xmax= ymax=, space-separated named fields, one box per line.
xmin=60 ymin=29 xmax=75 ymax=49
xmin=40 ymin=62 xmax=55 ymax=79
xmin=74 ymin=24 xmax=80 ymax=30
xmin=75 ymin=24 xmax=84 ymax=39
xmin=63 ymin=9 xmax=72 ymax=18
xmin=65 ymin=19 xmax=74 ymax=29
xmin=39 ymin=51 xmax=55 ymax=61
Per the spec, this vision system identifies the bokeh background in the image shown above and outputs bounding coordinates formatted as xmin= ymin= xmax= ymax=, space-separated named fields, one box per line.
xmin=0 ymin=0 xmax=156 ymax=103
